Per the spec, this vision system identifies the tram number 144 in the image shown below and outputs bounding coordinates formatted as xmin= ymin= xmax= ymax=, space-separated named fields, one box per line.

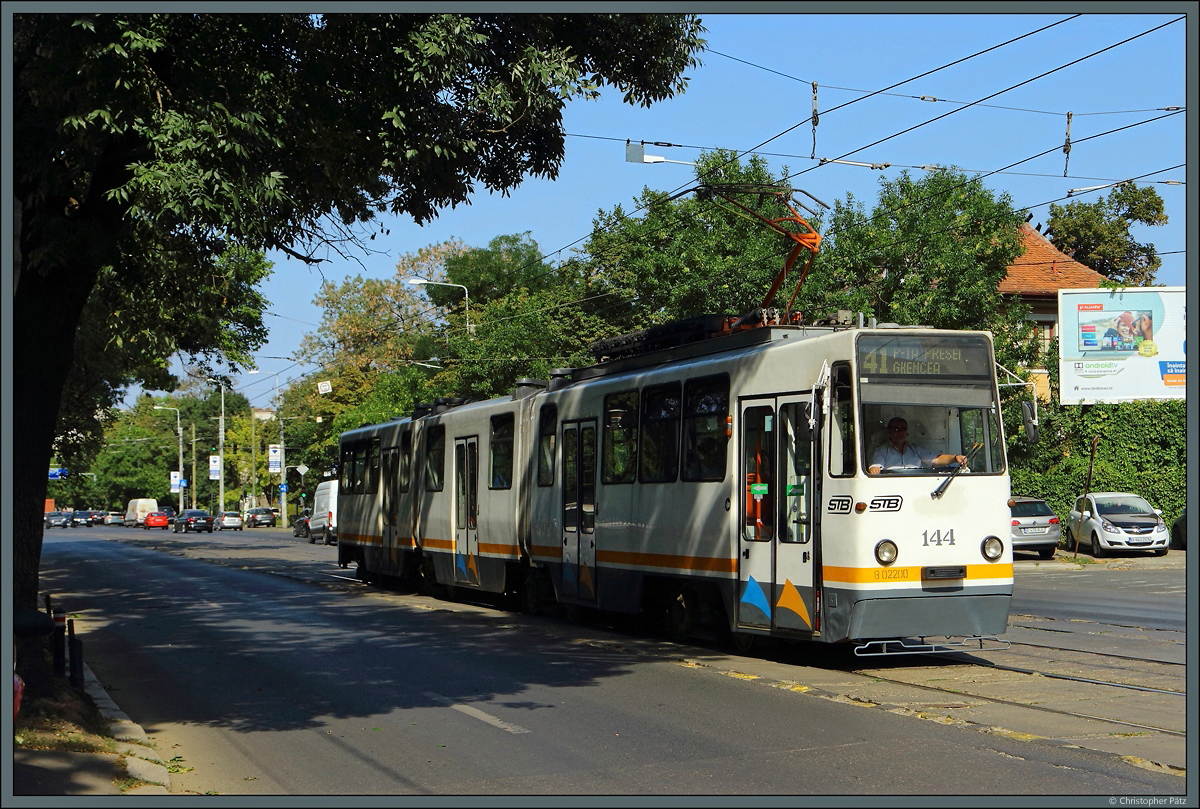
xmin=922 ymin=529 xmax=956 ymax=546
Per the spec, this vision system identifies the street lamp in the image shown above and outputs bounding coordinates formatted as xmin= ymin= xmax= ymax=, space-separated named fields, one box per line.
xmin=406 ymin=277 xmax=472 ymax=336
xmin=248 ymin=369 xmax=286 ymax=523
xmin=207 ymin=378 xmax=226 ymax=513
xmin=153 ymin=405 xmax=184 ymax=512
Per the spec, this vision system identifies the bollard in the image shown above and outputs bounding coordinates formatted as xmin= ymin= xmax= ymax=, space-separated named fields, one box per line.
xmin=52 ymin=608 xmax=67 ymax=678
xmin=68 ymin=619 xmax=84 ymax=690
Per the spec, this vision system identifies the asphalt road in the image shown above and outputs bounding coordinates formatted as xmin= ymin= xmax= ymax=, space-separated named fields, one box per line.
xmin=33 ymin=527 xmax=1187 ymax=797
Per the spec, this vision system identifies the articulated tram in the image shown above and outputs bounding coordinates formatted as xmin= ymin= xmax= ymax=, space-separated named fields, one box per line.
xmin=336 ymin=317 xmax=1016 ymax=655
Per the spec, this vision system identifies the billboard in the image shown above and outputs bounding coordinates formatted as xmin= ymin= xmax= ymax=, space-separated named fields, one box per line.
xmin=1058 ymin=287 xmax=1185 ymax=405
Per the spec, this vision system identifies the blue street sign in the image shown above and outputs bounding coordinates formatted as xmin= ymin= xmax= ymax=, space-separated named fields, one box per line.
xmin=180 ymin=479 xmax=188 ymax=488
xmin=279 ymin=483 xmax=288 ymax=492
xmin=48 ymin=468 xmax=68 ymax=480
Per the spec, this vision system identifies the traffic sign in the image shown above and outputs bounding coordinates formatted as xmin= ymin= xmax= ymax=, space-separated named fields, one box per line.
xmin=48 ymin=468 xmax=68 ymax=480
xmin=279 ymin=483 xmax=288 ymax=493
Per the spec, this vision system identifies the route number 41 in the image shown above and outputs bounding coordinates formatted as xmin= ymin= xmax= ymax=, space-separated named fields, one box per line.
xmin=922 ymin=529 xmax=956 ymax=546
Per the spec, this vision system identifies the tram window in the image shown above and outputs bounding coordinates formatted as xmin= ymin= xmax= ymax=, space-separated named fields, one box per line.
xmin=602 ymin=390 xmax=639 ymax=484
xmin=828 ymin=363 xmax=855 ymax=477
xmin=424 ymin=425 xmax=446 ymax=491
xmin=537 ymin=405 xmax=557 ymax=487
xmin=682 ymin=375 xmax=729 ymax=482
xmin=366 ymin=437 xmax=381 ymax=494
xmin=339 ymin=445 xmax=354 ymax=491
xmin=398 ymin=429 xmax=412 ymax=493
xmin=581 ymin=425 xmax=596 ymax=533
xmin=640 ymin=383 xmax=681 ymax=483
xmin=455 ymin=443 xmax=467 ymax=529
xmin=742 ymin=405 xmax=775 ymax=541
xmin=781 ymin=402 xmax=812 ymax=544
xmin=490 ymin=413 xmax=514 ymax=489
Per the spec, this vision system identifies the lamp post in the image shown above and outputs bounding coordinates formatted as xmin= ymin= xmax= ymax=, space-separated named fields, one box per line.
xmin=208 ymin=378 xmax=226 ymax=513
xmin=248 ymin=369 xmax=285 ymax=522
xmin=405 ymin=277 xmax=472 ymax=336
xmin=153 ymin=405 xmax=184 ymax=512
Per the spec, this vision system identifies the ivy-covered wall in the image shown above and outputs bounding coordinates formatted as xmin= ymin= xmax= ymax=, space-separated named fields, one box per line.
xmin=1004 ymin=342 xmax=1186 ymax=528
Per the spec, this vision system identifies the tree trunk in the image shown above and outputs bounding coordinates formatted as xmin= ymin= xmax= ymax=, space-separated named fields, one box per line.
xmin=12 ymin=208 xmax=98 ymax=695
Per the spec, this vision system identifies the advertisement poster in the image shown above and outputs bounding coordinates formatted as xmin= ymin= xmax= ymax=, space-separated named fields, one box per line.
xmin=1058 ymin=287 xmax=1185 ymax=405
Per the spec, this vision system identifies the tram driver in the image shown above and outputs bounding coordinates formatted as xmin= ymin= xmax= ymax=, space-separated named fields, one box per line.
xmin=868 ymin=417 xmax=966 ymax=474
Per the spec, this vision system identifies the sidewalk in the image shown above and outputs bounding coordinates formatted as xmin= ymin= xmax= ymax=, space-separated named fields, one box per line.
xmin=11 ymin=663 xmax=170 ymax=798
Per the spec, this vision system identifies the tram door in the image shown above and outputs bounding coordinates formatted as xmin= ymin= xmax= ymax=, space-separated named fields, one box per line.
xmin=737 ymin=396 xmax=817 ymax=633
xmin=453 ymin=437 xmax=479 ymax=586
xmin=560 ymin=421 xmax=597 ymax=601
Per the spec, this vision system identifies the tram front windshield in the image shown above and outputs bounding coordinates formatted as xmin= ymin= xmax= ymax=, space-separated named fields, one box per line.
xmin=857 ymin=334 xmax=1004 ymax=476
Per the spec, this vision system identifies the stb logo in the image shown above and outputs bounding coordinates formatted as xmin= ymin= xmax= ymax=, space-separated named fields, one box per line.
xmin=869 ymin=495 xmax=903 ymax=512
xmin=828 ymin=495 xmax=852 ymax=514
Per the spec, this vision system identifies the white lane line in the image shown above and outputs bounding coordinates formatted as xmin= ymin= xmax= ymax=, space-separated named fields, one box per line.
xmin=423 ymin=691 xmax=531 ymax=734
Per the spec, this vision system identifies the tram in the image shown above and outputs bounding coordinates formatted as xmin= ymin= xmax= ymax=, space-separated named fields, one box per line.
xmin=336 ymin=313 xmax=1019 ymax=655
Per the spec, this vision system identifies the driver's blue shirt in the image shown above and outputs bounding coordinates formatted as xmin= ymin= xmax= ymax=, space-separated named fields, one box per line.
xmin=872 ymin=442 xmax=938 ymax=469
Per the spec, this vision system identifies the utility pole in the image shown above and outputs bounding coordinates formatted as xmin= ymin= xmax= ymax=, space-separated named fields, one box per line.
xmin=190 ymin=422 xmax=196 ymax=510
xmin=279 ymin=408 xmax=288 ymax=525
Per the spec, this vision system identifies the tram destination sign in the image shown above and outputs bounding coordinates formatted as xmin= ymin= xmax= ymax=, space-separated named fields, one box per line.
xmin=857 ymin=334 xmax=992 ymax=380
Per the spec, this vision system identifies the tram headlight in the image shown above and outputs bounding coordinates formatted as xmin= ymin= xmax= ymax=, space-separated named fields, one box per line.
xmin=874 ymin=539 xmax=898 ymax=565
xmin=981 ymin=535 xmax=1004 ymax=561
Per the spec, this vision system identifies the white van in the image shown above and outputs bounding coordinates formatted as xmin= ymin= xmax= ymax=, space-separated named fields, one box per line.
xmin=124 ymin=498 xmax=158 ymax=527
xmin=308 ymin=480 xmax=338 ymax=545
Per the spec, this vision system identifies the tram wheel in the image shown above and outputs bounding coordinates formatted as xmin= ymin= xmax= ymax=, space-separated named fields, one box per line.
xmin=519 ymin=571 xmax=541 ymax=615
xmin=729 ymin=632 xmax=758 ymax=655
xmin=666 ymin=590 xmax=694 ymax=643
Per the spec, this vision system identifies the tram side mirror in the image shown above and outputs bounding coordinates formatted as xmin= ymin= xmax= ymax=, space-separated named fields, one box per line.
xmin=1021 ymin=400 xmax=1039 ymax=444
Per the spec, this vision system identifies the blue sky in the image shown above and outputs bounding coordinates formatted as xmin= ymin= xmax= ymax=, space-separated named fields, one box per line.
xmin=171 ymin=10 xmax=1192 ymax=408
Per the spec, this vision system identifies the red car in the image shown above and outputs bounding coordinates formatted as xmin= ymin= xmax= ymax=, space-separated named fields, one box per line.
xmin=144 ymin=511 xmax=170 ymax=530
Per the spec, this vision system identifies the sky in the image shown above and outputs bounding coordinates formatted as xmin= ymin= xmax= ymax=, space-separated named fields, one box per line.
xmin=145 ymin=8 xmax=1192 ymax=410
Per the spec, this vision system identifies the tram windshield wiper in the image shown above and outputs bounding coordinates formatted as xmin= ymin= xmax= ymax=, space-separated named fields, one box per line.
xmin=930 ymin=462 xmax=964 ymax=499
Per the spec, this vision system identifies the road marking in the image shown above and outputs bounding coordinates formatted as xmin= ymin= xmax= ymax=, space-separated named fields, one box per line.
xmin=423 ymin=691 xmax=531 ymax=734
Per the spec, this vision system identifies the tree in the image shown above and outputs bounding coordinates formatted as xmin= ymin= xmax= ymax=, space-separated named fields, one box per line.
xmin=14 ymin=13 xmax=704 ymax=644
xmin=1044 ymin=184 xmax=1167 ymax=286
xmin=584 ymin=150 xmax=811 ymax=329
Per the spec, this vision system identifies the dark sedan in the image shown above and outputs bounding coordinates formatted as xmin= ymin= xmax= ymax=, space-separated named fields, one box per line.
xmin=245 ymin=507 xmax=277 ymax=528
xmin=173 ymin=509 xmax=215 ymax=533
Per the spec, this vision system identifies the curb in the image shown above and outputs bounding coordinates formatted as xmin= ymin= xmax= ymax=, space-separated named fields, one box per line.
xmin=82 ymin=663 xmax=172 ymax=793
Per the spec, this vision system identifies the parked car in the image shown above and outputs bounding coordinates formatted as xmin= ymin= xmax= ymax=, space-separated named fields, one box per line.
xmin=1066 ymin=492 xmax=1169 ymax=558
xmin=309 ymin=480 xmax=339 ymax=545
xmin=70 ymin=510 xmax=95 ymax=527
xmin=244 ymin=507 xmax=277 ymax=528
xmin=292 ymin=510 xmax=311 ymax=539
xmin=144 ymin=511 xmax=170 ymax=529
xmin=1009 ymin=496 xmax=1060 ymax=559
xmin=173 ymin=509 xmax=215 ymax=533
xmin=89 ymin=510 xmax=107 ymax=524
xmin=103 ymin=511 xmax=124 ymax=526
xmin=216 ymin=511 xmax=244 ymax=531
xmin=44 ymin=511 xmax=70 ymax=528
xmin=1171 ymin=507 xmax=1186 ymax=550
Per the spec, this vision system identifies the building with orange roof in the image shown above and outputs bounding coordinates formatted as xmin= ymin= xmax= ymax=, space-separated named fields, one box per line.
xmin=999 ymin=222 xmax=1110 ymax=398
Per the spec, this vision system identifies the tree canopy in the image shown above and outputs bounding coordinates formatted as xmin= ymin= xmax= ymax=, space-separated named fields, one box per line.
xmin=1044 ymin=184 xmax=1168 ymax=286
xmin=13 ymin=11 xmax=706 ymax=632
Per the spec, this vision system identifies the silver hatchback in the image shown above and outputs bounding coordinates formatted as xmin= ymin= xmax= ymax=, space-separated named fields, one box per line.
xmin=216 ymin=511 xmax=243 ymax=531
xmin=1010 ymin=496 xmax=1061 ymax=559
